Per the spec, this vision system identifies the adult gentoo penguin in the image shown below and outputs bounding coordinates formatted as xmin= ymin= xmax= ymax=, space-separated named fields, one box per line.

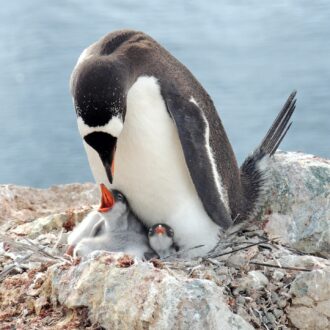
xmin=70 ymin=30 xmax=296 ymax=257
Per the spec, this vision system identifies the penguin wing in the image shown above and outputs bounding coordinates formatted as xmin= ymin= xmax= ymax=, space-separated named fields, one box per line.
xmin=164 ymin=93 xmax=232 ymax=229
xmin=90 ymin=219 xmax=105 ymax=237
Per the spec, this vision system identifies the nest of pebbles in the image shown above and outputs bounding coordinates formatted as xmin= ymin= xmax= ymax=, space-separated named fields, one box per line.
xmin=1 ymin=214 xmax=324 ymax=330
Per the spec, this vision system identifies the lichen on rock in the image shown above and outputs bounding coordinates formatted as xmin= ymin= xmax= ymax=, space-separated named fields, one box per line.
xmin=263 ymin=151 xmax=330 ymax=257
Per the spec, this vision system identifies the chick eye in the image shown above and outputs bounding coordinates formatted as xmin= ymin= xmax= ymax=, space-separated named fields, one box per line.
xmin=116 ymin=193 xmax=124 ymax=202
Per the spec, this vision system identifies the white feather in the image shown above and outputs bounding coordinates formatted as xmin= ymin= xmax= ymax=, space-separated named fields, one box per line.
xmin=77 ymin=116 xmax=123 ymax=138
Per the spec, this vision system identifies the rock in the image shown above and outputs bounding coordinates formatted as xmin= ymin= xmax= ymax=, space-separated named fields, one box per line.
xmin=238 ymin=270 xmax=269 ymax=292
xmin=33 ymin=296 xmax=49 ymax=316
xmin=1 ymin=152 xmax=330 ymax=329
xmin=272 ymin=270 xmax=285 ymax=281
xmin=292 ymin=296 xmax=314 ymax=307
xmin=0 ymin=183 xmax=98 ymax=227
xmin=316 ymin=300 xmax=330 ymax=318
xmin=47 ymin=252 xmax=253 ymax=330
xmin=290 ymin=267 xmax=330 ymax=301
xmin=287 ymin=267 xmax=330 ymax=329
xmin=263 ymin=151 xmax=330 ymax=257
xmin=273 ymin=308 xmax=283 ymax=319
xmin=278 ymin=254 xmax=330 ymax=269
xmin=287 ymin=306 xmax=329 ymax=329
xmin=12 ymin=209 xmax=91 ymax=238
xmin=227 ymin=251 xmax=248 ymax=268
xmin=265 ymin=312 xmax=276 ymax=324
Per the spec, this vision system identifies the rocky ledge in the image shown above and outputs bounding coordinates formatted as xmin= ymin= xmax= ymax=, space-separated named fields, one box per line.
xmin=0 ymin=151 xmax=329 ymax=329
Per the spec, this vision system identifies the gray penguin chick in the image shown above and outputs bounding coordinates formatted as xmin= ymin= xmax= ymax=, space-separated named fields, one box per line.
xmin=148 ymin=223 xmax=178 ymax=258
xmin=66 ymin=183 xmax=117 ymax=255
xmin=74 ymin=189 xmax=157 ymax=259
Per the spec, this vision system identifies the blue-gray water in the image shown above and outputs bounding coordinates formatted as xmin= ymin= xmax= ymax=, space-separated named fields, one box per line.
xmin=0 ymin=1 xmax=329 ymax=188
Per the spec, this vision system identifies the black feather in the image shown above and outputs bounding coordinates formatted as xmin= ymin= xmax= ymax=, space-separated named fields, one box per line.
xmin=240 ymin=91 xmax=297 ymax=219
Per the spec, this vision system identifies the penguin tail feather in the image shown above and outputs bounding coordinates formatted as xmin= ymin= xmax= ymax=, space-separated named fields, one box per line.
xmin=240 ymin=90 xmax=297 ymax=219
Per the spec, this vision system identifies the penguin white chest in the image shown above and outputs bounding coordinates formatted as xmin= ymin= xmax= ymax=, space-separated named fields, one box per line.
xmin=112 ymin=76 xmax=220 ymax=255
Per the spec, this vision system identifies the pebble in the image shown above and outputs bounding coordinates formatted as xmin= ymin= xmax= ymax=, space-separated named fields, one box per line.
xmin=237 ymin=306 xmax=251 ymax=322
xmin=278 ymin=299 xmax=287 ymax=308
xmin=273 ymin=308 xmax=284 ymax=318
xmin=272 ymin=270 xmax=285 ymax=281
xmin=227 ymin=252 xmax=247 ymax=268
xmin=237 ymin=296 xmax=246 ymax=304
xmin=271 ymin=291 xmax=279 ymax=303
xmin=239 ymin=271 xmax=269 ymax=291
xmin=266 ymin=312 xmax=276 ymax=324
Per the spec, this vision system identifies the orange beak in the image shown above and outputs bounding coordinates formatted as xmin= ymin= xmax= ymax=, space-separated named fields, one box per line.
xmin=155 ymin=225 xmax=166 ymax=235
xmin=98 ymin=183 xmax=115 ymax=212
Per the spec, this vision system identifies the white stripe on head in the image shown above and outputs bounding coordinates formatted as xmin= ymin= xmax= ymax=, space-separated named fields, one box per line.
xmin=76 ymin=46 xmax=94 ymax=66
xmin=190 ymin=96 xmax=230 ymax=214
xmin=77 ymin=116 xmax=124 ymax=138
xmin=69 ymin=44 xmax=96 ymax=94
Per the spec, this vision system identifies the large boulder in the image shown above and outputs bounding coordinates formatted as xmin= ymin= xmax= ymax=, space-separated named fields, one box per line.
xmin=263 ymin=151 xmax=330 ymax=257
xmin=47 ymin=252 xmax=253 ymax=330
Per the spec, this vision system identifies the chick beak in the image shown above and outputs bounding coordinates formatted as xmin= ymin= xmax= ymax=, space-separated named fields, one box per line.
xmin=155 ymin=225 xmax=166 ymax=236
xmin=98 ymin=183 xmax=115 ymax=212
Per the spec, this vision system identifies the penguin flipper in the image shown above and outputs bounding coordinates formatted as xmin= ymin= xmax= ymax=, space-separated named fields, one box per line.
xmin=90 ymin=219 xmax=105 ymax=237
xmin=165 ymin=95 xmax=232 ymax=229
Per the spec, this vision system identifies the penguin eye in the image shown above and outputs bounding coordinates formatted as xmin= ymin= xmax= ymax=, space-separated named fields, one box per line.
xmin=168 ymin=229 xmax=174 ymax=237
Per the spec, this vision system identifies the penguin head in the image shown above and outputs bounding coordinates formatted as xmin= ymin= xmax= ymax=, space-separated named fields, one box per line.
xmin=71 ymin=58 xmax=129 ymax=183
xmin=112 ymin=189 xmax=128 ymax=205
xmin=148 ymin=224 xmax=174 ymax=238
xmin=98 ymin=184 xmax=128 ymax=213
xmin=148 ymin=224 xmax=175 ymax=256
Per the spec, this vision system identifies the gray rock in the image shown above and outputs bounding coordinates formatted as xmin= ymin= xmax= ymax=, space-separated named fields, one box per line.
xmin=287 ymin=306 xmax=329 ymax=329
xmin=12 ymin=209 xmax=91 ymax=238
xmin=238 ymin=270 xmax=269 ymax=291
xmin=290 ymin=267 xmax=330 ymax=302
xmin=273 ymin=308 xmax=284 ymax=319
xmin=272 ymin=270 xmax=285 ymax=281
xmin=48 ymin=252 xmax=253 ymax=330
xmin=287 ymin=267 xmax=330 ymax=329
xmin=316 ymin=300 xmax=330 ymax=318
xmin=263 ymin=151 xmax=330 ymax=257
xmin=227 ymin=251 xmax=248 ymax=268
xmin=278 ymin=254 xmax=330 ymax=269
xmin=265 ymin=312 xmax=276 ymax=324
xmin=0 ymin=183 xmax=98 ymax=227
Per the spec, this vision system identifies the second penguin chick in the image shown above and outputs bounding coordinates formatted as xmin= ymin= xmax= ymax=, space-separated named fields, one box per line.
xmin=74 ymin=188 xmax=157 ymax=260
xmin=66 ymin=183 xmax=116 ymax=255
xmin=148 ymin=223 xmax=178 ymax=258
